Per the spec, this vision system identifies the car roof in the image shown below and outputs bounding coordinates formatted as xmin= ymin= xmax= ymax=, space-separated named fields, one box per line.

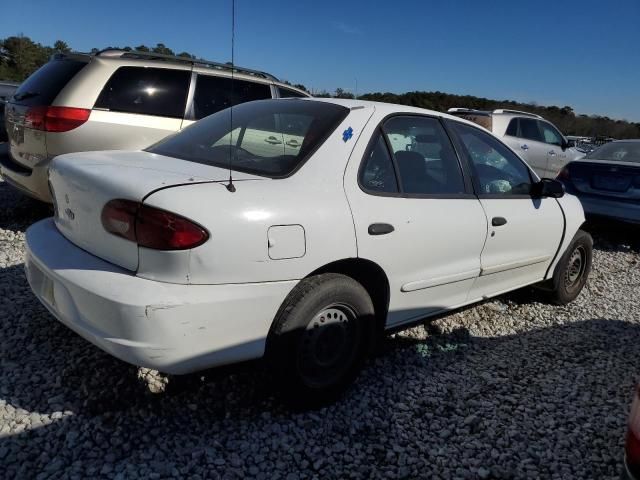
xmin=302 ymin=97 xmax=490 ymax=129
xmin=51 ymin=50 xmax=309 ymax=95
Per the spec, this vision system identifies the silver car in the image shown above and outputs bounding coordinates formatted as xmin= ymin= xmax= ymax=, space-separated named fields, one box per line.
xmin=447 ymin=108 xmax=584 ymax=178
xmin=2 ymin=50 xmax=309 ymax=202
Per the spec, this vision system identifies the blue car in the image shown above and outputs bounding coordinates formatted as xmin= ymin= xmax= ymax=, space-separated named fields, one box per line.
xmin=558 ymin=140 xmax=640 ymax=226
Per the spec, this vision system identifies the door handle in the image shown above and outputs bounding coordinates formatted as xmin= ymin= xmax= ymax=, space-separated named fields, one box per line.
xmin=520 ymin=144 xmax=529 ymax=150
xmin=286 ymin=139 xmax=300 ymax=148
xmin=491 ymin=217 xmax=507 ymax=227
xmin=368 ymin=223 xmax=394 ymax=235
xmin=548 ymin=150 xmax=557 ymax=156
xmin=265 ymin=136 xmax=283 ymax=145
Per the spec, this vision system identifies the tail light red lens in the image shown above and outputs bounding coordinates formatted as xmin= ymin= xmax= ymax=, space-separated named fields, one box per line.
xmin=557 ymin=166 xmax=570 ymax=180
xmin=626 ymin=386 xmax=640 ymax=477
xmin=101 ymin=200 xmax=209 ymax=250
xmin=25 ymin=106 xmax=90 ymax=133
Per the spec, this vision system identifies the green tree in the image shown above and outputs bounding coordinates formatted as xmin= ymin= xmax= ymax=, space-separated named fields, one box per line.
xmin=152 ymin=43 xmax=174 ymax=56
xmin=334 ymin=87 xmax=354 ymax=99
xmin=53 ymin=40 xmax=70 ymax=53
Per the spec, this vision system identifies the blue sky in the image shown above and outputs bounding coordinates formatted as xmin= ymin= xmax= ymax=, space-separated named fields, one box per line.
xmin=2 ymin=0 xmax=639 ymax=121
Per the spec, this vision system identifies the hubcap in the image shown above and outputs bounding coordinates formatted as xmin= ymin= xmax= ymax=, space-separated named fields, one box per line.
xmin=565 ymin=246 xmax=586 ymax=289
xmin=298 ymin=304 xmax=360 ymax=388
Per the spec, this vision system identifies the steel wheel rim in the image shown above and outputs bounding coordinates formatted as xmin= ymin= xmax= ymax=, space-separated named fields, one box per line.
xmin=297 ymin=303 xmax=360 ymax=388
xmin=565 ymin=245 xmax=586 ymax=289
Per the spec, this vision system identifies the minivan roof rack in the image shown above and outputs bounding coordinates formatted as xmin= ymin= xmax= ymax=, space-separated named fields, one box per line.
xmin=447 ymin=108 xmax=491 ymax=115
xmin=93 ymin=48 xmax=279 ymax=81
xmin=492 ymin=109 xmax=542 ymax=119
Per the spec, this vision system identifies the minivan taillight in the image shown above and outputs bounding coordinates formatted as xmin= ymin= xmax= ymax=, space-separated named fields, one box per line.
xmin=101 ymin=199 xmax=209 ymax=250
xmin=25 ymin=106 xmax=90 ymax=132
xmin=625 ymin=385 xmax=640 ymax=477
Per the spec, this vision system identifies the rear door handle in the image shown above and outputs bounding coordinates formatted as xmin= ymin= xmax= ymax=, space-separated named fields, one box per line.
xmin=368 ymin=223 xmax=394 ymax=235
xmin=548 ymin=150 xmax=557 ymax=156
xmin=520 ymin=144 xmax=529 ymax=150
xmin=491 ymin=217 xmax=507 ymax=227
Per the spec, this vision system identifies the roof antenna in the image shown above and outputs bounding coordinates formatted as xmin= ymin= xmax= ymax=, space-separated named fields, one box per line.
xmin=226 ymin=0 xmax=236 ymax=193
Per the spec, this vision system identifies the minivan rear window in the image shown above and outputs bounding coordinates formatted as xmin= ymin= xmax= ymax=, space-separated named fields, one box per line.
xmin=148 ymin=99 xmax=349 ymax=178
xmin=11 ymin=59 xmax=88 ymax=106
xmin=95 ymin=67 xmax=190 ymax=119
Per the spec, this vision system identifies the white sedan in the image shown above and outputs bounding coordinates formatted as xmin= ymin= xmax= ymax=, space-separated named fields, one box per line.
xmin=25 ymin=98 xmax=592 ymax=405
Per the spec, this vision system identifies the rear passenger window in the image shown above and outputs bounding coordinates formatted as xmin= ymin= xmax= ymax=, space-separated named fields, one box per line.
xmin=518 ymin=118 xmax=543 ymax=142
xmin=192 ymin=75 xmax=271 ymax=119
xmin=360 ymin=133 xmax=399 ymax=193
xmin=383 ymin=116 xmax=466 ymax=195
xmin=277 ymin=86 xmax=307 ymax=98
xmin=95 ymin=67 xmax=190 ymax=118
xmin=505 ymin=118 xmax=518 ymax=136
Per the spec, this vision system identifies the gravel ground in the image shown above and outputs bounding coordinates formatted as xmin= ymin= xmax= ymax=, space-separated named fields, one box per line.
xmin=1 ymin=142 xmax=639 ymax=479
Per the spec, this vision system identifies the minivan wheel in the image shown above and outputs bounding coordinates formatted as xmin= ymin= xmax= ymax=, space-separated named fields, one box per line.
xmin=548 ymin=229 xmax=593 ymax=305
xmin=267 ymin=273 xmax=375 ymax=407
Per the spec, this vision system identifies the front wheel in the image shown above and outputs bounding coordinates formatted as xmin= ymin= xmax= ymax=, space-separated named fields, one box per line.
xmin=548 ymin=229 xmax=593 ymax=305
xmin=267 ymin=273 xmax=375 ymax=408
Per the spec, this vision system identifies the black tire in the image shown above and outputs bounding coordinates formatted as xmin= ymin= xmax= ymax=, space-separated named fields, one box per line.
xmin=548 ymin=229 xmax=593 ymax=305
xmin=266 ymin=273 xmax=375 ymax=408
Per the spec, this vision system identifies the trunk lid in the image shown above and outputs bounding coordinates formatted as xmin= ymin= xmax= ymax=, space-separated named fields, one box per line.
xmin=565 ymin=160 xmax=640 ymax=200
xmin=49 ymin=150 xmax=263 ymax=271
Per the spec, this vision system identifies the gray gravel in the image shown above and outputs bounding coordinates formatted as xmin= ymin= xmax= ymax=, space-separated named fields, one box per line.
xmin=1 ymin=142 xmax=639 ymax=478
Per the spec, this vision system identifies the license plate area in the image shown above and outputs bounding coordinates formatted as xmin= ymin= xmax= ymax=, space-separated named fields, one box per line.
xmin=592 ymin=175 xmax=630 ymax=192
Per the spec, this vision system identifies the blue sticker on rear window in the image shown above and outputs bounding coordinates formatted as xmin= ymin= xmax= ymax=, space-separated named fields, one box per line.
xmin=343 ymin=127 xmax=353 ymax=142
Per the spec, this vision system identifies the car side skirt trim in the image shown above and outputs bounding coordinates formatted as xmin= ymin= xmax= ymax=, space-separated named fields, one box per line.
xmin=401 ymin=269 xmax=480 ymax=292
xmin=480 ymin=255 xmax=551 ymax=276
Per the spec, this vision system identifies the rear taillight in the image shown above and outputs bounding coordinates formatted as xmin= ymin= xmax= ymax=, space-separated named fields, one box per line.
xmin=557 ymin=166 xmax=570 ymax=180
xmin=626 ymin=386 xmax=640 ymax=477
xmin=25 ymin=106 xmax=90 ymax=132
xmin=101 ymin=199 xmax=209 ymax=250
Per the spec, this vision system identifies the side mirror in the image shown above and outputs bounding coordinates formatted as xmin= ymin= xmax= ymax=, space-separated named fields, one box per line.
xmin=532 ymin=178 xmax=565 ymax=198
xmin=565 ymin=139 xmax=575 ymax=149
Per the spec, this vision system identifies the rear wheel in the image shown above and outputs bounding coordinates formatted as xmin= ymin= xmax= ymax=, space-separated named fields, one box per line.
xmin=548 ymin=229 xmax=593 ymax=305
xmin=267 ymin=273 xmax=375 ymax=407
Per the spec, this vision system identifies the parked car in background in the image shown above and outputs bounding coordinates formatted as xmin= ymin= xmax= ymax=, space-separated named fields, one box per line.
xmin=25 ymin=98 xmax=592 ymax=405
xmin=0 ymin=81 xmax=20 ymax=142
xmin=624 ymin=385 xmax=640 ymax=479
xmin=557 ymin=140 xmax=640 ymax=225
xmin=2 ymin=50 xmax=309 ymax=202
xmin=447 ymin=108 xmax=583 ymax=179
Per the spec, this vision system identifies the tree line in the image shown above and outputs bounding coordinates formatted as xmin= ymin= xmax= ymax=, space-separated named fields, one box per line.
xmin=2 ymin=35 xmax=638 ymax=139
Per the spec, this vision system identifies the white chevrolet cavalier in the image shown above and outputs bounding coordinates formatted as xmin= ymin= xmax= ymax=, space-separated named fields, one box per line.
xmin=25 ymin=98 xmax=592 ymax=404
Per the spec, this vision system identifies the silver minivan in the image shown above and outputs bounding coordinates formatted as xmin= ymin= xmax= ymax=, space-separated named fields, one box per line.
xmin=2 ymin=50 xmax=309 ymax=202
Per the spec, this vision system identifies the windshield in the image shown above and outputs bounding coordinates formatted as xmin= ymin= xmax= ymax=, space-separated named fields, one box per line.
xmin=586 ymin=141 xmax=640 ymax=164
xmin=148 ymin=99 xmax=349 ymax=178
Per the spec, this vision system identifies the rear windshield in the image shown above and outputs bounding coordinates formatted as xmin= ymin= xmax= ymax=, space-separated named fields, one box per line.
xmin=147 ymin=99 xmax=349 ymax=177
xmin=586 ymin=142 xmax=640 ymax=163
xmin=11 ymin=58 xmax=87 ymax=106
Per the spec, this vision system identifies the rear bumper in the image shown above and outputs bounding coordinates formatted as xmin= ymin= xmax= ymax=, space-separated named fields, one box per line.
xmin=25 ymin=218 xmax=297 ymax=374
xmin=623 ymin=456 xmax=637 ymax=480
xmin=0 ymin=151 xmax=52 ymax=202
xmin=570 ymin=192 xmax=640 ymax=225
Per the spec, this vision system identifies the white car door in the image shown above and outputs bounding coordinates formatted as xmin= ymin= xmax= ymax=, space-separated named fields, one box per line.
xmin=447 ymin=120 xmax=564 ymax=300
xmin=345 ymin=114 xmax=488 ymax=327
xmin=502 ymin=117 xmax=550 ymax=178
